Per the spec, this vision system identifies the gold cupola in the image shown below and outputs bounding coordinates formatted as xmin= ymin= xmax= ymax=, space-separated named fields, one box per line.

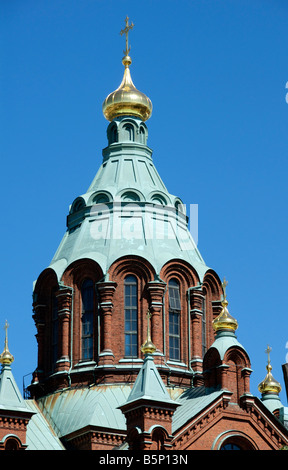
xmin=212 ymin=278 xmax=238 ymax=333
xmin=258 ymin=345 xmax=282 ymax=395
xmin=102 ymin=17 xmax=152 ymax=122
xmin=0 ymin=320 xmax=14 ymax=366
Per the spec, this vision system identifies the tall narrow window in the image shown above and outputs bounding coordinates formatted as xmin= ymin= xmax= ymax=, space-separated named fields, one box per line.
xmin=202 ymin=297 xmax=207 ymax=357
xmin=124 ymin=275 xmax=138 ymax=357
xmin=52 ymin=290 xmax=58 ymax=369
xmin=81 ymin=279 xmax=94 ymax=361
xmin=168 ymin=279 xmax=181 ymax=361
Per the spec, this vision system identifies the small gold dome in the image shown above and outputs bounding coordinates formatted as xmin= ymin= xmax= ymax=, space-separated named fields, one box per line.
xmin=258 ymin=346 xmax=282 ymax=395
xmin=212 ymin=279 xmax=238 ymax=333
xmin=0 ymin=348 xmax=14 ymax=366
xmin=212 ymin=299 xmax=238 ymax=333
xmin=141 ymin=337 xmax=156 ymax=355
xmin=102 ymin=55 xmax=152 ymax=122
xmin=0 ymin=320 xmax=14 ymax=366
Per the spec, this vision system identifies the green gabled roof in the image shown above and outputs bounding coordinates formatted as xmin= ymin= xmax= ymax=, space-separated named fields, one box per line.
xmin=171 ymin=386 xmax=224 ymax=433
xmin=36 ymin=384 xmax=132 ymax=438
xmin=25 ymin=400 xmax=65 ymax=450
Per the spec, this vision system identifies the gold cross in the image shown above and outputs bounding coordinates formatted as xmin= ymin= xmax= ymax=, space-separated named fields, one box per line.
xmin=222 ymin=278 xmax=228 ymax=300
xmin=146 ymin=309 xmax=152 ymax=339
xmin=120 ymin=16 xmax=134 ymax=56
xmin=265 ymin=344 xmax=272 ymax=365
xmin=4 ymin=320 xmax=9 ymax=337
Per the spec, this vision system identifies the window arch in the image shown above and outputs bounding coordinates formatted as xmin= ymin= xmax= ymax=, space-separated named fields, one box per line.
xmin=4 ymin=437 xmax=21 ymax=450
xmin=168 ymin=279 xmax=181 ymax=361
xmin=124 ymin=275 xmax=138 ymax=357
xmin=212 ymin=431 xmax=257 ymax=450
xmin=123 ymin=123 xmax=134 ymax=141
xmin=81 ymin=279 xmax=94 ymax=361
xmin=139 ymin=126 xmax=146 ymax=144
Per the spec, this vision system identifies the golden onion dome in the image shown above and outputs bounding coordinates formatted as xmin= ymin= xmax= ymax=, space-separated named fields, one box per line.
xmin=102 ymin=17 xmax=152 ymax=122
xmin=212 ymin=279 xmax=238 ymax=333
xmin=258 ymin=346 xmax=282 ymax=395
xmin=0 ymin=320 xmax=14 ymax=366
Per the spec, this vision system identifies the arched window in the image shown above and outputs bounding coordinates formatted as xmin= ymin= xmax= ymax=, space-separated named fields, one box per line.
xmin=123 ymin=123 xmax=134 ymax=141
xmin=81 ymin=279 xmax=94 ymax=361
xmin=139 ymin=126 xmax=146 ymax=144
xmin=124 ymin=275 xmax=138 ymax=357
xmin=4 ymin=437 xmax=20 ymax=450
xmin=168 ymin=279 xmax=181 ymax=361
xmin=52 ymin=289 xmax=58 ymax=370
xmin=111 ymin=124 xmax=118 ymax=143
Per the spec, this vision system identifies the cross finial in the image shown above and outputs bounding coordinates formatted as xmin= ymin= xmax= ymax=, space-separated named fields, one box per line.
xmin=222 ymin=278 xmax=228 ymax=300
xmin=265 ymin=344 xmax=272 ymax=365
xmin=0 ymin=319 xmax=14 ymax=365
xmin=120 ymin=16 xmax=134 ymax=56
xmin=4 ymin=319 xmax=9 ymax=335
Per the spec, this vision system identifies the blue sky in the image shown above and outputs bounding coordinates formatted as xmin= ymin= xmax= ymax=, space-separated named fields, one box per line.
xmin=1 ymin=0 xmax=288 ymax=401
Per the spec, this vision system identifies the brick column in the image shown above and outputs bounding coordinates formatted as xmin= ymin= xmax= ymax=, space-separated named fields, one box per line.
xmin=241 ymin=366 xmax=252 ymax=395
xmin=32 ymin=302 xmax=47 ymax=383
xmin=97 ymin=281 xmax=117 ymax=366
xmin=54 ymin=287 xmax=72 ymax=372
xmin=146 ymin=281 xmax=166 ymax=355
xmin=189 ymin=288 xmax=205 ymax=385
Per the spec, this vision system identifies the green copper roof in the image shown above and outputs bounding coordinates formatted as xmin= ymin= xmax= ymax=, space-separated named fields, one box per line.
xmin=0 ymin=364 xmax=64 ymax=450
xmin=172 ymin=386 xmax=224 ymax=433
xmin=45 ymin=116 xmax=208 ymax=283
xmin=25 ymin=400 xmax=65 ymax=450
xmin=0 ymin=364 xmax=30 ymax=414
xmin=122 ymin=353 xmax=178 ymax=408
xmin=208 ymin=330 xmax=249 ymax=360
xmin=36 ymin=384 xmax=132 ymax=438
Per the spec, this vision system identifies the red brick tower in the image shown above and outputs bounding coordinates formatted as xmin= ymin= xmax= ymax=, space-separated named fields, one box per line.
xmin=25 ymin=19 xmax=288 ymax=451
xmin=29 ymin=17 xmax=223 ymax=399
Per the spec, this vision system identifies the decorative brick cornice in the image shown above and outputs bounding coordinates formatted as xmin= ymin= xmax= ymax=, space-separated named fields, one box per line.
xmin=65 ymin=426 xmax=126 ymax=450
xmin=0 ymin=416 xmax=29 ymax=432
xmin=173 ymin=392 xmax=232 ymax=448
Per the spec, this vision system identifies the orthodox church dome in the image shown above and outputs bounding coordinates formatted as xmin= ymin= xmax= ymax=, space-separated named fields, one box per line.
xmin=102 ymin=18 xmax=152 ymax=122
xmin=212 ymin=279 xmax=238 ymax=333
xmin=258 ymin=346 xmax=282 ymax=395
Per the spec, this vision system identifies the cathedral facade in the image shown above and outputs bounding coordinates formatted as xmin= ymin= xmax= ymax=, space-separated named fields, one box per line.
xmin=0 ymin=20 xmax=288 ymax=451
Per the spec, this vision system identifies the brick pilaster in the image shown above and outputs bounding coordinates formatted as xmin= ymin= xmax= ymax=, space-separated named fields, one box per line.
xmin=147 ymin=281 xmax=166 ymax=355
xmin=189 ymin=288 xmax=205 ymax=385
xmin=97 ymin=281 xmax=117 ymax=366
xmin=54 ymin=286 xmax=73 ymax=372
